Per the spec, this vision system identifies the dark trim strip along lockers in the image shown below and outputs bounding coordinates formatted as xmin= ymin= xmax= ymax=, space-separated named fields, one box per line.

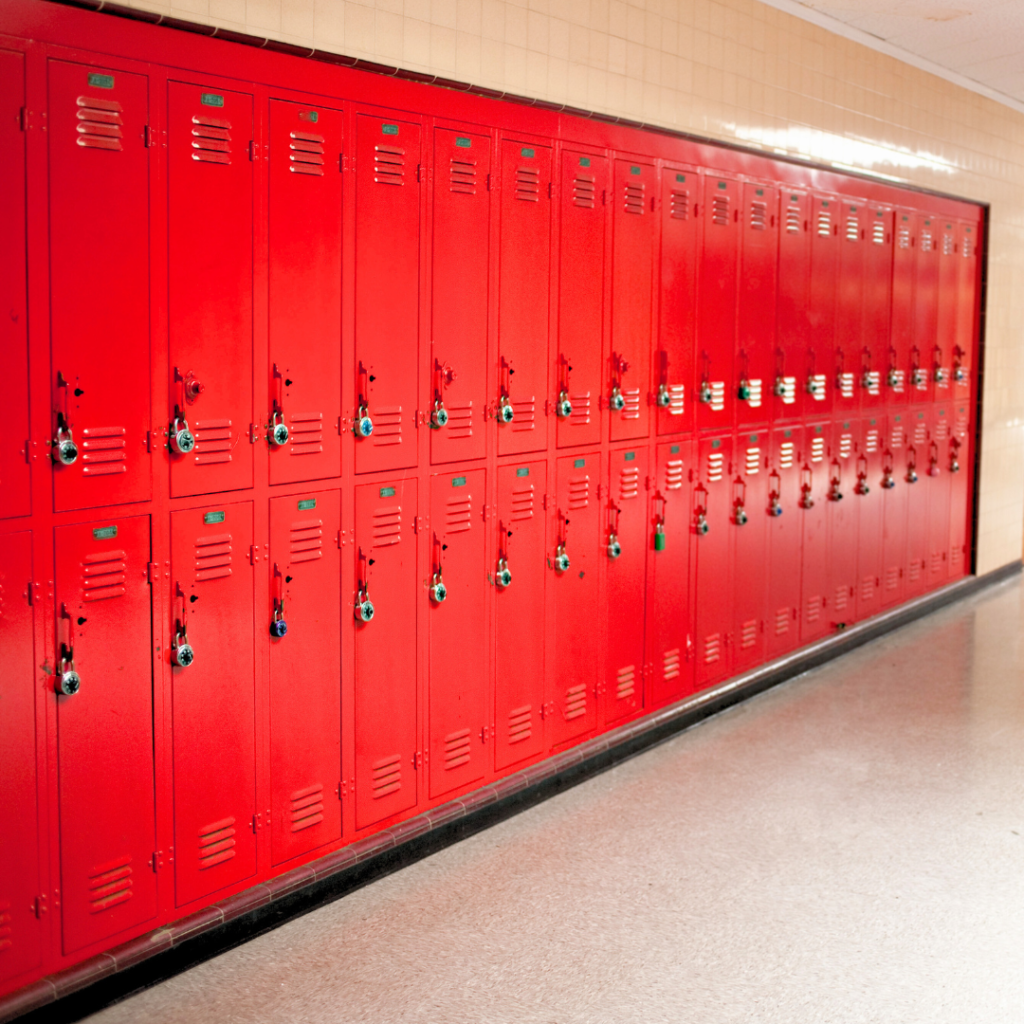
xmin=0 ymin=0 xmax=981 ymax=1000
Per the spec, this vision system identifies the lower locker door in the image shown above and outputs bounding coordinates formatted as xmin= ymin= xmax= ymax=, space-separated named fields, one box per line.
xmin=731 ymin=432 xmax=767 ymax=673
xmin=799 ymin=423 xmax=830 ymax=644
xmin=428 ymin=469 xmax=488 ymax=798
xmin=766 ymin=427 xmax=802 ymax=659
xmin=948 ymin=406 xmax=971 ymax=579
xmin=881 ymin=414 xmax=909 ymax=607
xmin=354 ymin=480 xmax=418 ymax=830
xmin=268 ymin=490 xmax=342 ymax=865
xmin=927 ymin=407 xmax=952 ymax=588
xmin=170 ymin=503 xmax=256 ymax=906
xmin=54 ymin=516 xmax=157 ymax=953
xmin=494 ymin=462 xmax=546 ymax=771
xmin=827 ymin=421 xmax=858 ymax=628
xmin=855 ymin=418 xmax=885 ymax=620
xmin=904 ymin=410 xmax=930 ymax=599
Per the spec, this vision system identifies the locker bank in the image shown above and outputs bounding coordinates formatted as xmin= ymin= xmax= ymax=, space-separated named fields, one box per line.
xmin=0 ymin=0 xmax=993 ymax=1015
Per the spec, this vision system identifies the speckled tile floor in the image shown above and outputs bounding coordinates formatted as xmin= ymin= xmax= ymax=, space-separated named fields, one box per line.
xmin=87 ymin=577 xmax=1024 ymax=1024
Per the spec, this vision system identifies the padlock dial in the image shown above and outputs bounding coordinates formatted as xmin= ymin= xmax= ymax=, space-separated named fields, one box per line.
xmin=496 ymin=566 xmax=512 ymax=588
xmin=430 ymin=577 xmax=447 ymax=603
xmin=607 ymin=537 xmax=622 ymax=559
xmin=355 ymin=412 xmax=373 ymax=437
xmin=173 ymin=642 xmax=194 ymax=668
xmin=269 ymin=422 xmax=290 ymax=446
xmin=270 ymin=618 xmax=288 ymax=638
xmin=170 ymin=423 xmax=195 ymax=454
xmin=56 ymin=439 xmax=79 ymax=465
xmin=498 ymin=398 xmax=514 ymax=423
xmin=355 ymin=598 xmax=375 ymax=622
xmin=57 ymin=669 xmax=81 ymax=696
xmin=656 ymin=385 xmax=671 ymax=408
xmin=609 ymin=388 xmax=625 ymax=412
xmin=556 ymin=392 xmax=573 ymax=418
xmin=554 ymin=551 xmax=570 ymax=573
xmin=431 ymin=402 xmax=449 ymax=429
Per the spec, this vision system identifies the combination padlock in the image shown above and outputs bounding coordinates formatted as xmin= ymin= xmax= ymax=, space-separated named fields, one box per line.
xmin=56 ymin=651 xmax=81 ymax=696
xmin=887 ymin=368 xmax=901 ymax=387
xmin=828 ymin=481 xmax=843 ymax=502
xmin=855 ymin=476 xmax=870 ymax=496
xmin=773 ymin=377 xmax=787 ymax=397
xmin=609 ymin=387 xmax=626 ymax=412
xmin=497 ymin=395 xmax=515 ymax=423
xmin=698 ymin=382 xmax=713 ymax=404
xmin=430 ymin=572 xmax=447 ymax=604
xmin=950 ymin=456 xmax=960 ymax=474
xmin=354 ymin=405 xmax=373 ymax=438
xmin=53 ymin=425 xmax=78 ymax=466
xmin=805 ymin=377 xmax=820 ymax=397
xmin=556 ymin=390 xmax=573 ymax=418
xmin=268 ymin=411 xmax=290 ymax=447
xmin=928 ymin=459 xmax=940 ymax=478
xmin=656 ymin=384 xmax=672 ymax=408
xmin=737 ymin=379 xmax=752 ymax=401
xmin=933 ymin=367 xmax=945 ymax=383
xmin=768 ymin=495 xmax=783 ymax=517
xmin=954 ymin=364 xmax=967 ymax=384
xmin=799 ymin=486 xmax=815 ymax=510
xmin=694 ymin=512 xmax=709 ymax=536
xmin=881 ymin=470 xmax=896 ymax=490
xmin=354 ymin=588 xmax=375 ymax=623
xmin=861 ymin=372 xmax=874 ymax=390
xmin=270 ymin=600 xmax=288 ymax=638
xmin=906 ymin=466 xmax=919 ymax=484
xmin=431 ymin=399 xmax=449 ymax=429
xmin=607 ymin=533 xmax=622 ymax=559
xmin=172 ymin=628 xmax=195 ymax=668
xmin=734 ymin=504 xmax=748 ymax=526
xmin=554 ymin=545 xmax=571 ymax=573
xmin=911 ymin=367 xmax=927 ymax=387
xmin=495 ymin=558 xmax=512 ymax=589
xmin=169 ymin=415 xmax=195 ymax=455
xmin=654 ymin=521 xmax=667 ymax=550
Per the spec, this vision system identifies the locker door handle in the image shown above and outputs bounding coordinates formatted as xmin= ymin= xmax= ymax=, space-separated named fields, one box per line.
xmin=52 ymin=372 xmax=79 ymax=465
xmin=56 ymin=604 xmax=81 ymax=695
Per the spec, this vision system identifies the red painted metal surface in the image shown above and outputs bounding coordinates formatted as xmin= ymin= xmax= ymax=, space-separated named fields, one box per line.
xmin=731 ymin=429 xmax=768 ymax=672
xmin=833 ymin=198 xmax=865 ymax=418
xmin=889 ymin=210 xmax=916 ymax=408
xmin=926 ymin=406 xmax=953 ymax=589
xmin=904 ymin=408 xmax=931 ymax=598
xmin=766 ymin=425 xmax=803 ymax=658
xmin=805 ymin=194 xmax=839 ymax=420
xmin=855 ymin=415 xmax=885 ymax=620
xmin=826 ymin=419 xmax=858 ymax=627
xmin=798 ymin=421 xmax=831 ymax=643
xmin=935 ymin=220 xmax=959 ymax=405
xmin=948 ymin=403 xmax=972 ymax=579
xmin=881 ymin=412 xmax=910 ymax=608
xmin=912 ymin=215 xmax=940 ymax=406
xmin=953 ymin=221 xmax=980 ymax=404
xmin=861 ymin=206 xmax=893 ymax=414
xmin=774 ymin=188 xmax=810 ymax=424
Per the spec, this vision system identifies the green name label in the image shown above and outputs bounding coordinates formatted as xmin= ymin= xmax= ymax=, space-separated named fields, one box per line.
xmin=850 ymin=205 xmax=857 ymax=212
xmin=843 ymin=421 xmax=850 ymax=429
xmin=940 ymin=409 xmax=946 ymax=416
xmin=201 ymin=93 xmax=224 ymax=108
xmin=456 ymin=136 xmax=471 ymax=148
xmin=92 ymin=525 xmax=117 ymax=540
xmin=88 ymin=73 xmax=114 ymax=89
xmin=670 ymin=445 xmax=680 ymax=454
xmin=756 ymin=188 xmax=763 ymax=196
xmin=630 ymin=166 xmax=641 ymax=175
xmin=822 ymin=200 xmax=830 ymax=207
xmin=516 ymin=467 xmax=530 ymax=477
xmin=750 ymin=434 xmax=758 ymax=442
xmin=791 ymin=194 xmax=798 ymax=202
xmin=903 ymin=215 xmax=909 ymax=221
xmin=521 ymin=147 xmax=534 ymax=158
xmin=204 ymin=510 xmax=226 ymax=525
xmin=712 ymin=439 xmax=721 ymax=449
xmin=624 ymin=452 xmax=635 ymax=461
xmin=785 ymin=430 xmax=792 ymax=438
xmin=895 ymin=415 xmax=902 ymax=422
xmin=676 ymin=173 xmax=686 ymax=183
xmin=382 ymin=123 xmax=399 ymax=135
xmin=380 ymin=486 xmax=396 ymax=498
xmin=718 ymin=181 xmax=727 ymax=189
xmin=574 ymin=458 xmax=585 ymax=468
xmin=300 ymin=110 xmax=319 ymax=123
xmin=579 ymin=156 xmax=591 ymax=167
xmin=298 ymin=498 xmax=317 ymax=511
xmin=452 ymin=476 xmax=467 ymax=487
xmin=815 ymin=426 xmax=822 ymax=433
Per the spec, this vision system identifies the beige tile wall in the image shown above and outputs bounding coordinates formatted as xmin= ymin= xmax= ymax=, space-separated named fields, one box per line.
xmin=121 ymin=0 xmax=1024 ymax=572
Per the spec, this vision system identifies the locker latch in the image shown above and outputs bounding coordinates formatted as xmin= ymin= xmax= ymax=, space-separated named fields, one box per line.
xmin=270 ymin=564 xmax=288 ymax=637
xmin=953 ymin=353 xmax=967 ymax=384
xmin=355 ymin=549 xmax=376 ymax=622
xmin=431 ymin=359 xmax=457 ymax=428
xmin=607 ymin=505 xmax=622 ymax=559
xmin=354 ymin=362 xmax=374 ymax=438
xmin=732 ymin=478 xmax=748 ymax=525
xmin=497 ymin=357 xmax=515 ymax=423
xmin=496 ymin=522 xmax=513 ymax=588
xmin=799 ymin=468 xmax=815 ymax=509
xmin=768 ymin=470 xmax=783 ymax=517
xmin=609 ymin=352 xmax=629 ymax=412
xmin=887 ymin=367 xmax=901 ymax=388
xmin=172 ymin=587 xmax=195 ymax=667
xmin=554 ymin=512 xmax=571 ymax=572
xmin=855 ymin=455 xmax=870 ymax=495
xmin=268 ymin=364 xmax=290 ymax=447
xmin=655 ymin=350 xmax=672 ymax=408
xmin=693 ymin=486 xmax=709 ymax=536
xmin=737 ymin=378 xmax=752 ymax=402
xmin=430 ymin=536 xmax=447 ymax=603
xmin=927 ymin=441 xmax=941 ymax=477
xmin=905 ymin=454 xmax=919 ymax=484
xmin=52 ymin=372 xmax=79 ymax=465
xmin=828 ymin=461 xmax=843 ymax=502
xmin=557 ymin=353 xmax=573 ymax=418
xmin=56 ymin=604 xmax=81 ymax=696
xmin=949 ymin=439 xmax=961 ymax=474
xmin=881 ymin=460 xmax=896 ymax=489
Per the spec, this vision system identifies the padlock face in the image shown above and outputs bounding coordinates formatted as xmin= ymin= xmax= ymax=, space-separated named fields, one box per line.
xmin=431 ymin=404 xmax=449 ymax=428
xmin=499 ymin=401 xmax=514 ymax=423
xmin=907 ymin=471 xmax=917 ymax=483
xmin=557 ymin=394 xmax=572 ymax=418
xmin=58 ymin=669 xmax=81 ymax=696
xmin=806 ymin=379 xmax=818 ymax=395
xmin=607 ymin=538 xmax=622 ymax=559
xmin=431 ymin=580 xmax=447 ymax=603
xmin=738 ymin=382 xmax=751 ymax=401
xmin=270 ymin=422 xmax=290 ymax=446
xmin=773 ymin=378 xmax=785 ymax=397
xmin=699 ymin=385 xmax=712 ymax=403
xmin=355 ymin=598 xmax=375 ymax=623
xmin=887 ymin=370 xmax=899 ymax=386
xmin=696 ymin=516 xmax=708 ymax=535
xmin=355 ymin=415 xmax=373 ymax=438
xmin=173 ymin=642 xmax=194 ymax=668
xmin=654 ymin=529 xmax=666 ymax=551
xmin=882 ymin=475 xmax=894 ymax=489
xmin=769 ymin=501 xmax=782 ymax=517
xmin=171 ymin=427 xmax=195 ymax=454
xmin=735 ymin=507 xmax=748 ymax=525
xmin=56 ymin=438 xmax=79 ymax=465
xmin=656 ymin=386 xmax=671 ymax=408
xmin=555 ymin=552 xmax=570 ymax=573
xmin=270 ymin=618 xmax=288 ymax=638
xmin=950 ymin=460 xmax=960 ymax=473
xmin=610 ymin=390 xmax=625 ymax=412
xmin=497 ymin=567 xmax=512 ymax=588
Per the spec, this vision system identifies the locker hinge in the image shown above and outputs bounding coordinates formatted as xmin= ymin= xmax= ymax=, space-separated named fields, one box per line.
xmin=150 ymin=850 xmax=164 ymax=872
xmin=19 ymin=107 xmax=38 ymax=131
xmin=414 ymin=516 xmax=428 ymax=534
xmin=252 ymin=812 xmax=264 ymax=832
xmin=645 ymin=475 xmax=652 ymax=491
xmin=249 ymin=545 xmax=260 ymax=564
xmin=32 ymin=581 xmax=42 ymax=606
xmin=412 ymin=751 xmax=423 ymax=769
xmin=596 ymin=483 xmax=606 ymax=500
xmin=144 ymin=125 xmax=155 ymax=147
xmin=24 ymin=439 xmax=31 ymax=463
xmin=548 ymin=181 xmax=553 ymax=199
xmin=486 ymin=172 xmax=492 ymax=191
xmin=147 ymin=562 xmax=159 ymax=584
xmin=480 ymin=724 xmax=489 ymax=743
xmin=415 ymin=409 xmax=427 ymax=427
xmin=336 ymin=416 xmax=343 ymax=435
xmin=33 ymin=895 xmax=47 ymax=918
xmin=602 ymin=188 xmax=607 ymax=205
xmin=481 ymin=503 xmax=491 ymax=522
xmin=416 ymin=163 xmax=422 ymax=183
xmin=249 ymin=140 xmax=257 ymax=161
xmin=249 ymin=423 xmax=259 ymax=443
xmin=542 ymin=494 xmax=555 ymax=511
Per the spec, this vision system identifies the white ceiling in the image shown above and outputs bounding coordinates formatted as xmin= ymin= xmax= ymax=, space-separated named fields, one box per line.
xmin=757 ymin=0 xmax=1024 ymax=114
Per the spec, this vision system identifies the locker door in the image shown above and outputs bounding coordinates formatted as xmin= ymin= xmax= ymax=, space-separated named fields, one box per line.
xmin=267 ymin=100 xmax=343 ymax=485
xmin=798 ymin=422 xmax=830 ymax=644
xmin=549 ymin=453 xmax=601 ymax=746
xmin=170 ymin=502 xmax=256 ymax=906
xmin=926 ymin=406 xmax=952 ymax=589
xmin=953 ymin=222 xmax=980 ymax=402
xmin=428 ymin=469 xmax=488 ymax=798
xmin=609 ymin=159 xmax=654 ymax=441
xmin=604 ymin=446 xmax=649 ymax=725
xmin=168 ymin=82 xmax=253 ymax=497
xmin=0 ymin=532 xmax=41 ymax=983
xmin=648 ymin=440 xmax=694 ymax=706
xmin=911 ymin=216 xmax=939 ymax=404
xmin=948 ymin=404 xmax=971 ymax=579
xmin=766 ymin=427 xmax=802 ymax=659
xmin=430 ymin=128 xmax=490 ymax=464
xmin=0 ymin=53 xmax=30 ymax=520
xmin=774 ymin=189 xmax=810 ymax=423
xmin=557 ymin=151 xmax=608 ymax=448
xmin=861 ymin=207 xmax=893 ymax=412
xmin=804 ymin=195 xmax=839 ymax=417
xmin=731 ymin=431 xmax=767 ymax=672
xmin=497 ymin=140 xmax=551 ymax=456
xmin=494 ymin=462 xmax=546 ymax=770
xmin=934 ymin=221 xmax=958 ymax=402
xmin=855 ymin=416 xmax=885 ymax=620
xmin=54 ymin=516 xmax=157 ymax=953
xmin=353 ymin=479 xmax=418 ymax=829
xmin=827 ymin=420 xmax=858 ymax=627
xmin=735 ymin=185 xmax=777 ymax=429
xmin=833 ymin=201 xmax=865 ymax=417
xmin=696 ymin=176 xmax=739 ymax=432
xmin=889 ymin=210 xmax=915 ymax=406
xmin=693 ymin=434 xmax=733 ymax=689
xmin=353 ymin=114 xmax=421 ymax=474
xmin=268 ymin=490 xmax=341 ymax=865
xmin=49 ymin=60 xmax=151 ymax=511
xmin=881 ymin=413 xmax=909 ymax=608
xmin=904 ymin=409 xmax=930 ymax=598
xmin=656 ymin=168 xmax=698 ymax=435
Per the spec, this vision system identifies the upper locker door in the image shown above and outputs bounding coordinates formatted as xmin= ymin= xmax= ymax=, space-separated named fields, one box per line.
xmin=827 ymin=420 xmax=858 ymax=627
xmin=833 ymin=200 xmax=865 ymax=416
xmin=934 ymin=220 xmax=958 ymax=401
xmin=168 ymin=83 xmax=253 ymax=496
xmin=889 ymin=211 xmax=915 ymax=406
xmin=170 ymin=502 xmax=256 ymax=907
xmin=911 ymin=215 xmax=940 ymax=403
xmin=948 ymin=402 xmax=971 ymax=579
xmin=0 ymin=532 xmax=41 ymax=984
xmin=696 ymin=175 xmax=740 ymax=432
xmin=49 ymin=61 xmax=151 ymax=511
xmin=54 ymin=516 xmax=157 ymax=954
xmin=427 ymin=469 xmax=488 ymax=799
xmin=430 ymin=128 xmax=490 ymax=464
xmin=799 ymin=422 xmax=830 ymax=644
xmin=805 ymin=195 xmax=839 ymax=416
xmin=774 ymin=189 xmax=810 ymax=422
xmin=267 ymin=100 xmax=343 ymax=485
xmin=268 ymin=490 xmax=342 ymax=866
xmin=353 ymin=114 xmax=421 ymax=473
xmin=608 ymin=159 xmax=655 ymax=441
xmin=731 ymin=430 xmax=767 ymax=673
xmin=766 ymin=425 xmax=802 ymax=659
xmin=861 ymin=206 xmax=893 ymax=412
xmin=953 ymin=222 xmax=980 ymax=402
xmin=855 ymin=415 xmax=885 ymax=621
xmin=557 ymin=151 xmax=609 ymax=447
xmin=735 ymin=185 xmax=777 ymax=429
xmin=494 ymin=461 xmax=546 ymax=771
xmin=881 ymin=412 xmax=909 ymax=608
xmin=656 ymin=168 xmax=698 ymax=434
xmin=0 ymin=52 xmax=30 ymax=520
xmin=497 ymin=140 xmax=551 ymax=455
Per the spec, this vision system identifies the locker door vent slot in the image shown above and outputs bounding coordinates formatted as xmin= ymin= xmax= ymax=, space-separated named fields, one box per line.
xmin=515 ymin=166 xmax=540 ymax=202
xmin=620 ymin=387 xmax=642 ymax=419
xmin=623 ymin=182 xmax=645 ymax=215
xmin=289 ymin=784 xmax=324 ymax=833
xmin=290 ymin=518 xmax=323 ymax=562
xmin=816 ymin=210 xmax=831 ymax=236
xmin=445 ymin=402 xmax=473 ymax=438
xmin=962 ymin=236 xmax=973 ymax=258
xmin=619 ymin=466 xmax=640 ymax=500
xmin=942 ymin=232 xmax=955 ymax=256
xmin=865 ymin=429 xmax=879 ymax=453
xmin=449 ymin=157 xmax=477 ymax=195
xmin=951 ymin=547 xmax=963 ymax=569
xmin=373 ymin=145 xmax=405 ymax=186
xmin=573 ymin=175 xmax=596 ymax=209
xmin=934 ymin=421 xmax=950 ymax=442
xmin=711 ymin=195 xmax=729 ymax=225
xmin=885 ymin=567 xmax=900 ymax=592
xmin=860 ymin=577 xmax=875 ymax=602
xmin=744 ymin=379 xmax=763 ymax=408
xmin=443 ymin=729 xmax=472 ymax=770
xmin=664 ymin=384 xmax=685 ymax=415
xmin=774 ymin=608 xmax=790 ymax=636
xmin=805 ymin=595 xmax=823 ymax=623
xmin=837 ymin=373 xmax=855 ymax=399
xmin=808 ymin=373 xmax=827 ymax=400
xmin=193 ymin=419 xmax=233 ymax=463
xmin=511 ymin=484 xmax=535 ymax=521
xmin=371 ymin=406 xmax=402 ymax=447
xmin=663 ymin=648 xmax=680 ymax=680
xmin=564 ymin=684 xmax=587 ymax=720
xmin=194 ymin=533 xmax=233 ymax=581
xmin=740 ymin=620 xmax=757 ymax=649
xmin=371 ymin=755 xmax=402 ymax=798
xmin=198 ymin=817 xmax=237 ymax=869
xmin=908 ymin=559 xmax=922 ymax=582
xmin=810 ymin=437 xmax=825 ymax=462
xmin=569 ymin=392 xmax=592 ymax=425
xmin=706 ymin=452 xmax=724 ymax=482
xmin=744 ymin=447 xmax=760 ymax=475
xmin=920 ymin=231 xmax=933 ymax=252
xmin=890 ymin=427 xmax=904 ymax=450
xmin=665 ymin=458 xmax=685 ymax=490
xmin=845 ymin=215 xmax=859 ymax=241
xmin=372 ymin=506 xmax=402 ymax=547
xmin=289 ymin=412 xmax=324 ymax=455
xmin=750 ymin=200 xmax=767 ymax=230
xmin=87 ymin=857 xmax=133 ymax=914
xmin=834 ymin=586 xmax=848 ymax=612
xmin=785 ymin=206 xmax=801 ymax=233
xmin=779 ymin=442 xmax=795 ymax=469
xmin=707 ymin=381 xmax=725 ymax=411
xmin=838 ymin=434 xmax=853 ymax=459
xmin=897 ymin=225 xmax=911 ymax=249
xmin=445 ymin=495 xmax=473 ymax=534
xmin=81 ymin=425 xmax=127 ymax=475
xmin=670 ymin=189 xmax=689 ymax=220
xmin=568 ymin=476 xmax=590 ymax=509
xmin=873 ymin=221 xmax=886 ymax=245
xmin=615 ymin=665 xmax=636 ymax=701
xmin=511 ymin=398 xmax=536 ymax=431
xmin=777 ymin=376 xmax=796 ymax=404
xmin=289 ymin=131 xmax=325 ymax=176
xmin=82 ymin=550 xmax=127 ymax=602
xmin=930 ymin=552 xmax=943 ymax=576
xmin=703 ymin=633 xmax=721 ymax=664
xmin=913 ymin=422 xmax=928 ymax=445
xmin=76 ymin=95 xmax=124 ymax=151
xmin=508 ymin=705 xmax=532 ymax=745
xmin=191 ymin=115 xmax=232 ymax=165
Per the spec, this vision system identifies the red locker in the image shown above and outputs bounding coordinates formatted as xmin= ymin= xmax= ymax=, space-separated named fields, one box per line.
xmin=49 ymin=60 xmax=152 ymax=511
xmin=911 ymin=215 xmax=939 ymax=404
xmin=268 ymin=490 xmax=341 ymax=865
xmin=648 ymin=440 xmax=694 ymax=706
xmin=926 ymin=406 xmax=952 ymax=588
xmin=603 ymin=446 xmax=649 ymax=725
xmin=0 ymin=52 xmax=30 ymax=520
xmin=168 ymin=82 xmax=253 ymax=496
xmin=497 ymin=140 xmax=551 ymax=455
xmin=696 ymin=175 xmax=739 ymax=432
xmin=693 ymin=434 xmax=733 ymax=688
xmin=735 ymin=185 xmax=777 ymax=429
xmin=0 ymin=532 xmax=41 ymax=984
xmin=934 ymin=220 xmax=958 ymax=401
xmin=833 ymin=201 xmax=865 ymax=417
xmin=731 ymin=431 xmax=767 ymax=672
xmin=804 ymin=195 xmax=839 ymax=417
xmin=549 ymin=452 xmax=602 ymax=746
xmin=609 ymin=159 xmax=654 ymax=441
xmin=860 ymin=207 xmax=893 ymax=412
xmin=557 ymin=151 xmax=608 ymax=447
xmin=798 ymin=422 xmax=830 ymax=644
xmin=54 ymin=516 xmax=157 ymax=952
xmin=948 ymin=403 xmax=972 ymax=579
xmin=352 ymin=113 xmax=421 ymax=473
xmin=881 ymin=413 xmax=909 ymax=607
xmin=854 ymin=416 xmax=885 ymax=620
xmin=170 ymin=502 xmax=256 ymax=906
xmin=952 ymin=222 xmax=979 ymax=402
xmin=888 ymin=211 xmax=915 ymax=405
xmin=353 ymin=479 xmax=418 ymax=829
xmin=826 ymin=420 xmax=858 ymax=627
xmin=773 ymin=190 xmax=810 ymax=420
xmin=766 ymin=426 xmax=802 ymax=658
xmin=427 ymin=469 xmax=488 ymax=798
xmin=267 ymin=99 xmax=343 ymax=485
xmin=494 ymin=462 xmax=547 ymax=770
xmin=903 ymin=409 xmax=930 ymax=598
xmin=430 ymin=128 xmax=491 ymax=464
